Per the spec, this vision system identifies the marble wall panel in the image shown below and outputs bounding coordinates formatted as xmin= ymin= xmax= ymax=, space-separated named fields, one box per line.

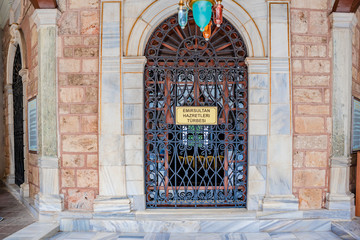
xmin=124 ymin=104 xmax=142 ymax=120
xmin=99 ymin=165 xmax=127 ymax=196
xmin=250 ymin=105 xmax=269 ymax=120
xmin=101 ymin=103 xmax=121 ymax=134
xmin=249 ymin=75 xmax=269 ymax=89
xmin=99 ymin=134 xmax=123 ymax=165
xmin=271 ymin=73 xmax=290 ymax=104
xmin=249 ymin=120 xmax=268 ymax=135
xmin=270 ymin=104 xmax=291 ymax=135
xmin=249 ymin=89 xmax=269 ymax=104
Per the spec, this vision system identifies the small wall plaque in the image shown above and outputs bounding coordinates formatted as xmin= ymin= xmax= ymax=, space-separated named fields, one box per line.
xmin=352 ymin=97 xmax=360 ymax=152
xmin=28 ymin=98 xmax=37 ymax=152
xmin=176 ymin=106 xmax=218 ymax=125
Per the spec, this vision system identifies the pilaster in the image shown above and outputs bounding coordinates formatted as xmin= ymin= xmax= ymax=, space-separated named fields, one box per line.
xmin=95 ymin=0 xmax=131 ymax=216
xmin=5 ymin=84 xmax=15 ymax=184
xmin=31 ymin=9 xmax=63 ymax=219
xmin=326 ymin=12 xmax=357 ymax=214
xmin=263 ymin=0 xmax=298 ymax=211
xmin=246 ymin=57 xmax=269 ymax=211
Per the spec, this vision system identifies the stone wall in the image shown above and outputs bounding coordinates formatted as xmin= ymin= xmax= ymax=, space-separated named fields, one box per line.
xmin=353 ymin=9 xmax=360 ymax=100
xmin=290 ymin=0 xmax=332 ymax=209
xmin=1 ymin=2 xmax=40 ymax=197
xmin=27 ymin=6 xmax=40 ymax=198
xmin=0 ymin=29 xmax=4 ymax=179
xmin=350 ymin=8 xmax=360 ymax=195
xmin=57 ymin=0 xmax=100 ymax=211
xmin=2 ymin=22 xmax=11 ymax=179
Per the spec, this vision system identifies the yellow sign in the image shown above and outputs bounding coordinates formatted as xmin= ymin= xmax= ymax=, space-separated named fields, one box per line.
xmin=176 ymin=107 xmax=218 ymax=125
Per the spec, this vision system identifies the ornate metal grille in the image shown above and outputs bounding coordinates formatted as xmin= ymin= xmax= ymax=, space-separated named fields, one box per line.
xmin=13 ymin=46 xmax=24 ymax=187
xmin=144 ymin=13 xmax=248 ymax=208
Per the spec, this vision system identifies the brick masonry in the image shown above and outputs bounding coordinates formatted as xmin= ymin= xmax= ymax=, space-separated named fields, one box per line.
xmin=1 ymin=3 xmax=40 ymax=198
xmin=57 ymin=0 xmax=100 ymax=211
xmin=290 ymin=0 xmax=332 ymax=209
xmin=353 ymin=9 xmax=360 ymax=100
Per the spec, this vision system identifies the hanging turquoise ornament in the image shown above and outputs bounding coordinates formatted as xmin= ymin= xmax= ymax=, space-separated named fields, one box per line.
xmin=191 ymin=0 xmax=213 ymax=32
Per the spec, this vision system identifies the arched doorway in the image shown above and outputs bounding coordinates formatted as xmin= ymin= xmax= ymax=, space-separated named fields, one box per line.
xmin=12 ymin=45 xmax=24 ymax=187
xmin=144 ymin=13 xmax=248 ymax=208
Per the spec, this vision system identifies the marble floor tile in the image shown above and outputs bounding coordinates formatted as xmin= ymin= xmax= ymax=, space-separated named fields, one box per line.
xmin=293 ymin=232 xmax=325 ymax=240
xmin=244 ymin=232 xmax=271 ymax=240
xmin=169 ymin=233 xmax=223 ymax=240
xmin=315 ymin=232 xmax=342 ymax=240
xmin=222 ymin=232 xmax=246 ymax=240
xmin=269 ymin=232 xmax=297 ymax=240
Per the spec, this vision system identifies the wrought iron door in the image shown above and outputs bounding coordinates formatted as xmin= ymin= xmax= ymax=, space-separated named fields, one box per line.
xmin=144 ymin=14 xmax=248 ymax=208
xmin=13 ymin=46 xmax=24 ymax=187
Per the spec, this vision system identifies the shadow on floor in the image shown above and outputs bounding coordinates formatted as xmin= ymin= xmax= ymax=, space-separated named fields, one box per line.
xmin=0 ymin=182 xmax=35 ymax=239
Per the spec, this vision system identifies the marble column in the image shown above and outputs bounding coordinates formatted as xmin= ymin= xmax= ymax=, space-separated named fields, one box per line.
xmin=262 ymin=1 xmax=298 ymax=211
xmin=31 ymin=9 xmax=63 ymax=218
xmin=94 ymin=0 xmax=131 ymax=216
xmin=326 ymin=13 xmax=357 ymax=213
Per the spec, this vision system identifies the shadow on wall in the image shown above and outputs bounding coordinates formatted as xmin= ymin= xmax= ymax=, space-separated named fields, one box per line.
xmin=0 ymin=29 xmax=5 ymax=180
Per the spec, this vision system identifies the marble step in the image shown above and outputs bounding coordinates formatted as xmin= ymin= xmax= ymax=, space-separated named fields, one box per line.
xmin=60 ymin=218 xmax=332 ymax=233
xmin=331 ymin=221 xmax=360 ymax=240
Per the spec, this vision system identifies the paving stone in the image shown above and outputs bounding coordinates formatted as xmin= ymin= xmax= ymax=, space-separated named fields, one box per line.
xmin=0 ymin=182 xmax=35 ymax=238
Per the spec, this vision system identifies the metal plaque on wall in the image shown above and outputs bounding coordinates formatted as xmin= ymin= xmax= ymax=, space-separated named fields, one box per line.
xmin=176 ymin=106 xmax=218 ymax=125
xmin=28 ymin=98 xmax=37 ymax=152
xmin=352 ymin=97 xmax=360 ymax=152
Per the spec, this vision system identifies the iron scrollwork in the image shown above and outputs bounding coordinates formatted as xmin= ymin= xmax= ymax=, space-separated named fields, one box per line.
xmin=144 ymin=14 xmax=248 ymax=208
xmin=13 ymin=46 xmax=25 ymax=187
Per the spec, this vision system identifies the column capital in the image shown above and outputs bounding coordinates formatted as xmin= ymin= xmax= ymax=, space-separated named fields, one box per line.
xmin=19 ymin=68 xmax=28 ymax=83
xmin=245 ymin=57 xmax=269 ymax=73
xmin=331 ymin=12 xmax=358 ymax=30
xmin=122 ymin=56 xmax=147 ymax=73
xmin=31 ymin=9 xmax=61 ymax=30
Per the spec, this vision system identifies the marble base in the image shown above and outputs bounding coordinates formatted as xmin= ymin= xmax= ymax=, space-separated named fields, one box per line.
xmin=35 ymin=193 xmax=64 ymax=213
xmin=262 ymin=196 xmax=299 ymax=212
xmin=93 ymin=196 xmax=131 ymax=217
xmin=325 ymin=194 xmax=355 ymax=212
xmin=6 ymin=174 xmax=15 ymax=184
xmin=20 ymin=183 xmax=29 ymax=198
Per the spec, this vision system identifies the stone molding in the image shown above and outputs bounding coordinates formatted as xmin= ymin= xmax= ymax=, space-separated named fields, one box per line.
xmin=122 ymin=56 xmax=147 ymax=72
xmin=330 ymin=156 xmax=352 ymax=167
xmin=331 ymin=12 xmax=358 ymax=29
xmin=32 ymin=9 xmax=61 ymax=29
xmin=245 ymin=57 xmax=269 ymax=73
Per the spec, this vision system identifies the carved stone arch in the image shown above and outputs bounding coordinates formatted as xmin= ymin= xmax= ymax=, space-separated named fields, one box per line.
xmin=6 ymin=24 xmax=27 ymax=85
xmin=333 ymin=0 xmax=360 ymax=12
xmin=5 ymin=23 xmax=29 ymax=198
xmin=125 ymin=0 xmax=265 ymax=57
